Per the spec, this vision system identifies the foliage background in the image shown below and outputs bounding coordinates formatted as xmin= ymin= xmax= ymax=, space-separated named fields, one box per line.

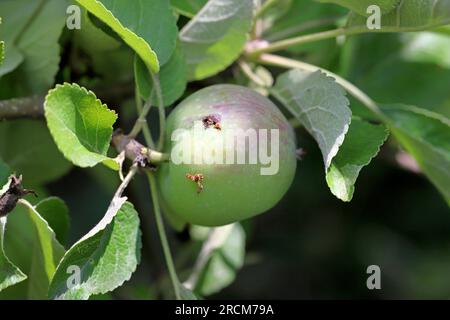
xmin=0 ymin=0 xmax=449 ymax=299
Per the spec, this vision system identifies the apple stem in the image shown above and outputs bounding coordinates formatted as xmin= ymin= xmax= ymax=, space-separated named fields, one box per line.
xmin=147 ymin=172 xmax=182 ymax=300
xmin=112 ymin=131 xmax=169 ymax=166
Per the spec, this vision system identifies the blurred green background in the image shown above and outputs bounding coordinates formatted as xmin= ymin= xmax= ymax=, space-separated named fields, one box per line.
xmin=1 ymin=0 xmax=449 ymax=299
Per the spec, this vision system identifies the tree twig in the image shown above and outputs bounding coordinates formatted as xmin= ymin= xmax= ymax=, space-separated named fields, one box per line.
xmin=0 ymin=96 xmax=44 ymax=120
xmin=246 ymin=28 xmax=359 ymax=57
xmin=254 ymin=53 xmax=387 ymax=120
xmin=147 ymin=171 xmax=182 ymax=300
xmin=112 ymin=131 xmax=169 ymax=166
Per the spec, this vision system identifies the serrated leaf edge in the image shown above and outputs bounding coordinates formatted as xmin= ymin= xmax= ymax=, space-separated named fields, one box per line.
xmin=327 ymin=119 xmax=390 ymax=201
xmin=76 ymin=0 xmax=160 ymax=72
xmin=44 ymin=82 xmax=118 ymax=168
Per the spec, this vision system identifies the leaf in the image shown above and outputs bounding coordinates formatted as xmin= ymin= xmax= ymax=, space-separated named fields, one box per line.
xmin=381 ymin=104 xmax=450 ymax=205
xmin=135 ymin=45 xmax=187 ymax=106
xmin=401 ymin=32 xmax=450 ymax=69
xmin=76 ymin=0 xmax=178 ymax=71
xmin=35 ymin=197 xmax=70 ymax=246
xmin=48 ymin=201 xmax=141 ymax=300
xmin=0 ymin=160 xmax=10 ymax=187
xmin=0 ymin=216 xmax=27 ymax=292
xmin=318 ymin=0 xmax=400 ymax=16
xmin=3 ymin=200 xmax=66 ymax=299
xmin=179 ymin=0 xmax=255 ymax=80
xmin=171 ymin=0 xmax=208 ymax=18
xmin=0 ymin=0 xmax=67 ymax=93
xmin=0 ymin=41 xmax=3 ymax=66
xmin=272 ymin=69 xmax=352 ymax=170
xmin=189 ymin=223 xmax=246 ymax=296
xmin=0 ymin=18 xmax=4 ymax=66
xmin=326 ymin=118 xmax=389 ymax=201
xmin=44 ymin=83 xmax=118 ymax=168
xmin=76 ymin=8 xmax=121 ymax=55
xmin=0 ymin=119 xmax=72 ymax=184
xmin=343 ymin=33 xmax=450 ymax=118
xmin=347 ymin=0 xmax=450 ymax=32
xmin=179 ymin=283 xmax=198 ymax=300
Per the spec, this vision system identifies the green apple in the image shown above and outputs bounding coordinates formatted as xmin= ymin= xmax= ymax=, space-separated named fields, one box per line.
xmin=157 ymin=85 xmax=297 ymax=227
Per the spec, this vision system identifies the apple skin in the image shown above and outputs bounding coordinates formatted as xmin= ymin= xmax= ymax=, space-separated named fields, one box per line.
xmin=157 ymin=84 xmax=297 ymax=227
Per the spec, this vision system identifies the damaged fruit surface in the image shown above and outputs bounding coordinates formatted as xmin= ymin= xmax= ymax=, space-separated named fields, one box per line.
xmin=157 ymin=85 xmax=297 ymax=227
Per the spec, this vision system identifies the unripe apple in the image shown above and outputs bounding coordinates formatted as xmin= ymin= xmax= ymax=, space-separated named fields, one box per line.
xmin=157 ymin=85 xmax=297 ymax=227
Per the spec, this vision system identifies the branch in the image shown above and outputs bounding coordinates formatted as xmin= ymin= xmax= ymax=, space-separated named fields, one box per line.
xmin=255 ymin=53 xmax=387 ymax=121
xmin=246 ymin=28 xmax=359 ymax=57
xmin=111 ymin=130 xmax=169 ymax=167
xmin=0 ymin=96 xmax=44 ymax=120
xmin=0 ymin=83 xmax=134 ymax=121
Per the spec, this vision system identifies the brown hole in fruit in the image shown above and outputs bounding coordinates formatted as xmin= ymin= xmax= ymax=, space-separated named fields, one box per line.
xmin=186 ymin=173 xmax=204 ymax=194
xmin=202 ymin=114 xmax=222 ymax=130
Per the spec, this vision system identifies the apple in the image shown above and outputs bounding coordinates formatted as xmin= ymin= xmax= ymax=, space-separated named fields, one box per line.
xmin=157 ymin=85 xmax=297 ymax=227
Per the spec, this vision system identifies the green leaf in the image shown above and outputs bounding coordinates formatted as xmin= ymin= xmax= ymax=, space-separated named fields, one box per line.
xmin=0 ymin=119 xmax=73 ymax=184
xmin=381 ymin=104 xmax=450 ymax=205
xmin=3 ymin=200 xmax=66 ymax=299
xmin=401 ymin=32 xmax=450 ymax=69
xmin=76 ymin=0 xmax=178 ymax=71
xmin=0 ymin=0 xmax=67 ymax=93
xmin=48 ymin=201 xmax=141 ymax=300
xmin=135 ymin=45 xmax=187 ymax=106
xmin=0 ymin=18 xmax=4 ymax=67
xmin=0 ymin=216 xmax=27 ymax=292
xmin=0 ymin=42 xmax=4 ymax=67
xmin=35 ymin=197 xmax=70 ymax=246
xmin=326 ymin=118 xmax=389 ymax=201
xmin=179 ymin=283 xmax=198 ymax=300
xmin=179 ymin=0 xmax=255 ymax=80
xmin=0 ymin=160 xmax=10 ymax=187
xmin=318 ymin=0 xmax=400 ymax=16
xmin=347 ymin=0 xmax=450 ymax=32
xmin=44 ymin=83 xmax=118 ymax=168
xmin=188 ymin=223 xmax=245 ymax=296
xmin=171 ymin=0 xmax=208 ymax=18
xmin=76 ymin=8 xmax=121 ymax=55
xmin=272 ymin=69 xmax=352 ymax=170
xmin=343 ymin=33 xmax=450 ymax=118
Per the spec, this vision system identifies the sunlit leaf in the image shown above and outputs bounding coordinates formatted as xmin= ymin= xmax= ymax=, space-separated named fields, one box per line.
xmin=179 ymin=0 xmax=255 ymax=80
xmin=347 ymin=0 xmax=450 ymax=32
xmin=272 ymin=69 xmax=351 ymax=169
xmin=76 ymin=0 xmax=178 ymax=71
xmin=48 ymin=201 xmax=141 ymax=300
xmin=44 ymin=83 xmax=118 ymax=169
